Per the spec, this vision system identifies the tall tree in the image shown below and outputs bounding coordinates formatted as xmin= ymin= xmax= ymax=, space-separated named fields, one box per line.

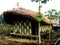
xmin=45 ymin=9 xmax=60 ymax=45
xmin=31 ymin=0 xmax=51 ymax=45
xmin=45 ymin=9 xmax=60 ymax=22
xmin=31 ymin=0 xmax=51 ymax=21
xmin=31 ymin=0 xmax=50 ymax=3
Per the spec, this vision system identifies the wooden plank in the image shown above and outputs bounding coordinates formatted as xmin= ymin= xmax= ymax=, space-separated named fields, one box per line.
xmin=10 ymin=33 xmax=38 ymax=38
xmin=6 ymin=38 xmax=38 ymax=44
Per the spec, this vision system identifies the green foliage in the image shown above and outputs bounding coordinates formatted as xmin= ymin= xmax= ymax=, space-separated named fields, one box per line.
xmin=31 ymin=0 xmax=51 ymax=4
xmin=0 ymin=24 xmax=14 ymax=35
xmin=45 ymin=9 xmax=60 ymax=20
xmin=0 ymin=14 xmax=5 ymax=24
xmin=36 ymin=12 xmax=44 ymax=22
xmin=36 ymin=16 xmax=44 ymax=22
xmin=31 ymin=0 xmax=51 ymax=22
xmin=31 ymin=0 xmax=39 ymax=2
xmin=41 ymin=0 xmax=49 ymax=4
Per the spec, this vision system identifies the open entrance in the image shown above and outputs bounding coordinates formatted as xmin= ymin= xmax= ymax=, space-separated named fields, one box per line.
xmin=31 ymin=20 xmax=38 ymax=35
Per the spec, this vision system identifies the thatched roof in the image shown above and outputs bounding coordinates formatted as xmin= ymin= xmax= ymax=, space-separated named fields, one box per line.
xmin=43 ymin=16 xmax=58 ymax=24
xmin=3 ymin=7 xmax=37 ymax=18
xmin=3 ymin=7 xmax=58 ymax=24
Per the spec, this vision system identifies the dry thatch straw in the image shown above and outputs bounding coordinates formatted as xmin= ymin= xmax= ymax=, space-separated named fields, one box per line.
xmin=3 ymin=7 xmax=58 ymax=25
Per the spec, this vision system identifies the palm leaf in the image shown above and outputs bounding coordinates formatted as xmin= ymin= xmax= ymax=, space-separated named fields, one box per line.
xmin=36 ymin=12 xmax=44 ymax=22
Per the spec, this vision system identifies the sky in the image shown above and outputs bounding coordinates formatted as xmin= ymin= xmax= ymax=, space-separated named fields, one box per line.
xmin=0 ymin=0 xmax=60 ymax=14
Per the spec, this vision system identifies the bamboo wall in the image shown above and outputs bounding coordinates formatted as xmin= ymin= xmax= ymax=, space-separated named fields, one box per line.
xmin=40 ymin=25 xmax=52 ymax=32
xmin=12 ymin=21 xmax=32 ymax=35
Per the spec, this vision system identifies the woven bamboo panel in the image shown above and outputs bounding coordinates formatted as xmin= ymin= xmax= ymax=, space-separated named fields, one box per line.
xmin=13 ymin=21 xmax=32 ymax=35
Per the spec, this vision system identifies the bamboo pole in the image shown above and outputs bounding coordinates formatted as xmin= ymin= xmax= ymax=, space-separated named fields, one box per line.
xmin=19 ymin=22 xmax=21 ymax=34
xmin=49 ymin=20 xmax=52 ymax=45
xmin=29 ymin=22 xmax=32 ymax=40
xmin=38 ymin=23 xmax=41 ymax=45
xmin=38 ymin=0 xmax=42 ymax=45
xmin=25 ymin=29 xmax=26 ymax=39
xmin=21 ymin=21 xmax=22 ymax=39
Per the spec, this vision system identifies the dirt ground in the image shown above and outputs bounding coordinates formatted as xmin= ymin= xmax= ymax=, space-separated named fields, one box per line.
xmin=0 ymin=36 xmax=38 ymax=45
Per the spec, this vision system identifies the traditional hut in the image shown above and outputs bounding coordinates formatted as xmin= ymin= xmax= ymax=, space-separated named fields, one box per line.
xmin=3 ymin=7 xmax=57 ymax=39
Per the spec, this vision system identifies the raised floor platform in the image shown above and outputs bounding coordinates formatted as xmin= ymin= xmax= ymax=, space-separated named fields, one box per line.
xmin=10 ymin=33 xmax=39 ymax=40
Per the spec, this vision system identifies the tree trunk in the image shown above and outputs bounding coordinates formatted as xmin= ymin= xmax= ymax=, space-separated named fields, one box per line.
xmin=38 ymin=22 xmax=41 ymax=45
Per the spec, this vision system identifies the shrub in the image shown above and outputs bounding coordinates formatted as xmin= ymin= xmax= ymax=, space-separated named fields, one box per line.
xmin=0 ymin=24 xmax=14 ymax=35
